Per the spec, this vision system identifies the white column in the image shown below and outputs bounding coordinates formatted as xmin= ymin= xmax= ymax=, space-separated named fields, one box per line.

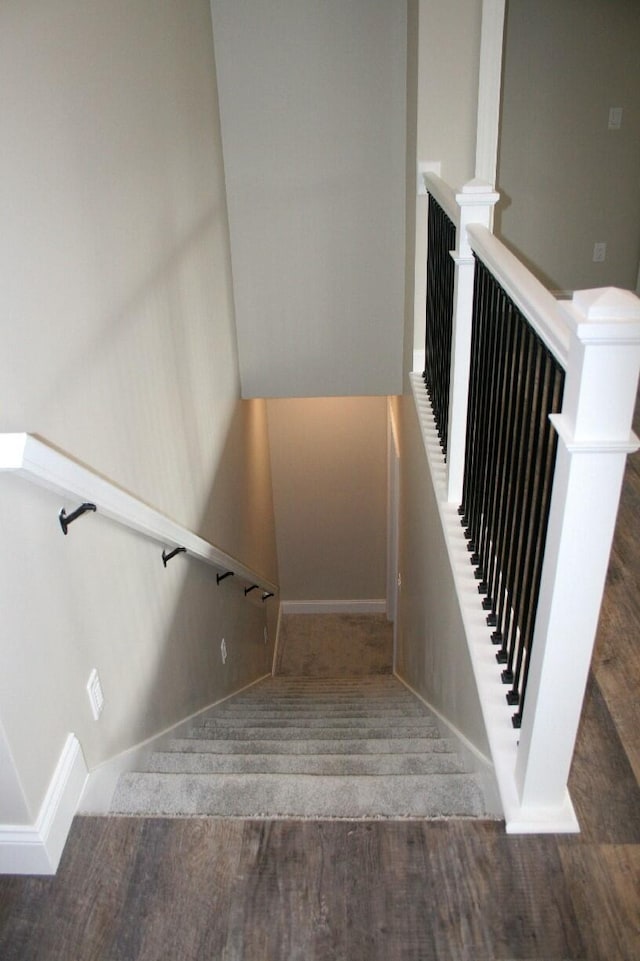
xmin=475 ymin=0 xmax=507 ymax=187
xmin=446 ymin=180 xmax=499 ymax=503
xmin=515 ymin=287 xmax=640 ymax=817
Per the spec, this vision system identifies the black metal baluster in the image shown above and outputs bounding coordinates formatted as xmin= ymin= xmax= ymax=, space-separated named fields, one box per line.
xmin=424 ymin=195 xmax=456 ymax=460
xmin=484 ymin=298 xmax=519 ymax=625
xmin=473 ymin=270 xmax=500 ymax=584
xmin=465 ymin=263 xmax=493 ymax=558
xmin=511 ymin=361 xmax=565 ymax=727
xmin=506 ymin=351 xmax=551 ymax=709
xmin=460 ymin=260 xmax=486 ymax=534
xmin=495 ymin=319 xmax=535 ymax=664
xmin=503 ymin=343 xmax=547 ymax=693
xmin=458 ymin=258 xmax=566 ymax=730
xmin=491 ymin=311 xmax=528 ymax=647
xmin=477 ymin=283 xmax=511 ymax=600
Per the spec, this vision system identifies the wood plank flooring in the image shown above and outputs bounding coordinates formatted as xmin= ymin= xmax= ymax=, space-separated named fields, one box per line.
xmin=0 ymin=810 xmax=638 ymax=961
xmin=1 ymin=400 xmax=638 ymax=959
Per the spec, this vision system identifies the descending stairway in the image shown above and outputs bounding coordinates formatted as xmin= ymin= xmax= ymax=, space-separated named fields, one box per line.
xmin=111 ymin=675 xmax=490 ymax=818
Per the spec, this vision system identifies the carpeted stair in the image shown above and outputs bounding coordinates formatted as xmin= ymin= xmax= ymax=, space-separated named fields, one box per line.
xmin=111 ymin=675 xmax=490 ymax=819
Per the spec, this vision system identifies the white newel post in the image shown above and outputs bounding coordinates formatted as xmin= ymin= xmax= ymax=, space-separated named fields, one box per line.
xmin=515 ymin=287 xmax=640 ymax=819
xmin=446 ymin=180 xmax=499 ymax=503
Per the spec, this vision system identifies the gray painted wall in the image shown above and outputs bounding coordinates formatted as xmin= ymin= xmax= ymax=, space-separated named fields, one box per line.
xmin=210 ymin=0 xmax=407 ymax=398
xmin=412 ymin=0 xmax=484 ymax=354
xmin=0 ymin=0 xmax=278 ymax=822
xmin=267 ymin=397 xmax=388 ymax=601
xmin=496 ymin=0 xmax=640 ymax=293
xmin=394 ymin=397 xmax=489 ymax=756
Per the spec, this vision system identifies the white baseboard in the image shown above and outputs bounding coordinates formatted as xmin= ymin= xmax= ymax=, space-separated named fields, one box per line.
xmin=280 ymin=599 xmax=387 ymax=615
xmin=394 ymin=673 xmax=502 ymax=818
xmin=0 ymin=733 xmax=88 ymax=875
xmin=79 ymin=674 xmax=273 ymax=814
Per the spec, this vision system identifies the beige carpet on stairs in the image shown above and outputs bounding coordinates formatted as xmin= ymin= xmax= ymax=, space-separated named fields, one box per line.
xmin=110 ymin=613 xmax=498 ymax=819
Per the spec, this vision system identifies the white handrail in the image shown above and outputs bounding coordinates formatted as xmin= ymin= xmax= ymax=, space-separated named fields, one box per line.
xmin=467 ymin=224 xmax=570 ymax=367
xmin=0 ymin=433 xmax=278 ymax=595
xmin=422 ymin=172 xmax=459 ymax=226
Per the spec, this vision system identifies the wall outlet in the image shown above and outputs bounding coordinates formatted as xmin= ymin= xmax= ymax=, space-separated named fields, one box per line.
xmin=608 ymin=107 xmax=623 ymax=130
xmin=86 ymin=669 xmax=104 ymax=721
xmin=593 ymin=242 xmax=607 ymax=263
xmin=220 ymin=638 xmax=227 ymax=664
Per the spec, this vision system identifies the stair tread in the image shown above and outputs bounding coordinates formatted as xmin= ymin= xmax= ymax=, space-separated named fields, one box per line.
xmin=161 ymin=736 xmax=460 ymax=755
xmin=111 ymin=771 xmax=486 ymax=818
xmin=143 ymin=752 xmax=469 ymax=775
xmin=110 ymin=674 xmax=491 ymax=819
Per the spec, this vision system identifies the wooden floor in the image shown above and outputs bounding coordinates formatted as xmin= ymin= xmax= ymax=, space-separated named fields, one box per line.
xmin=1 ymin=421 xmax=639 ymax=959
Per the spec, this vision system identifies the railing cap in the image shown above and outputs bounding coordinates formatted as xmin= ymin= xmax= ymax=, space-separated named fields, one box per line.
xmin=456 ymin=178 xmax=500 ymax=206
xmin=561 ymin=287 xmax=640 ymax=344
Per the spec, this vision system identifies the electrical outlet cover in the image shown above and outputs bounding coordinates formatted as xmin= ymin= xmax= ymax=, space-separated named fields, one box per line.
xmin=86 ymin=669 xmax=104 ymax=720
xmin=593 ymin=242 xmax=607 ymax=263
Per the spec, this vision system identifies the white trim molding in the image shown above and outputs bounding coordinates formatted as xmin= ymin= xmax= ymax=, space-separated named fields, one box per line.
xmin=280 ymin=600 xmax=387 ymax=616
xmin=475 ymin=0 xmax=507 ymax=186
xmin=0 ymin=734 xmax=88 ymax=875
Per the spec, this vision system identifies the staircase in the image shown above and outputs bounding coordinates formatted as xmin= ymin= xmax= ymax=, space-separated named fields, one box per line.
xmin=110 ymin=675 xmax=491 ymax=819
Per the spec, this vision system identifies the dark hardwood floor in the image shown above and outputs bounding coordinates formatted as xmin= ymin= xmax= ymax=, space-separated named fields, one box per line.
xmin=1 ymin=409 xmax=639 ymax=959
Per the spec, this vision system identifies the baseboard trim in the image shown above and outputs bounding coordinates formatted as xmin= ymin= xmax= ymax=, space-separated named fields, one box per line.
xmin=0 ymin=733 xmax=88 ymax=876
xmin=280 ymin=599 xmax=387 ymax=615
xmin=394 ymin=673 xmax=493 ymax=769
xmin=394 ymin=673 xmax=502 ymax=818
xmin=79 ymin=674 xmax=273 ymax=814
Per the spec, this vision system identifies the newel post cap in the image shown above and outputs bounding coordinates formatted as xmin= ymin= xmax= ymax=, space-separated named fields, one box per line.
xmin=456 ymin=178 xmax=500 ymax=206
xmin=455 ymin=180 xmax=500 ymax=258
xmin=560 ymin=287 xmax=640 ymax=343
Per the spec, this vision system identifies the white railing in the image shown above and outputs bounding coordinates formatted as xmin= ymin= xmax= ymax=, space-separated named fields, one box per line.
xmin=0 ymin=433 xmax=278 ymax=597
xmin=416 ymin=172 xmax=640 ymax=832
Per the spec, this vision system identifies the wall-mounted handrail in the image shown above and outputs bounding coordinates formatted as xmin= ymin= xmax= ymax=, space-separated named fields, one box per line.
xmin=0 ymin=433 xmax=278 ymax=597
xmin=422 ymin=171 xmax=459 ymax=226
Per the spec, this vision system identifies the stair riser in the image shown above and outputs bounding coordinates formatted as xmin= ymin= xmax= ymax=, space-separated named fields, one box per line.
xmin=143 ymin=753 xmax=468 ymax=776
xmin=237 ymin=700 xmax=418 ymax=709
xmin=212 ymin=706 xmax=425 ymax=716
xmin=188 ymin=726 xmax=442 ymax=740
xmin=196 ymin=716 xmax=438 ymax=729
xmin=161 ymin=737 xmax=459 ymax=755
